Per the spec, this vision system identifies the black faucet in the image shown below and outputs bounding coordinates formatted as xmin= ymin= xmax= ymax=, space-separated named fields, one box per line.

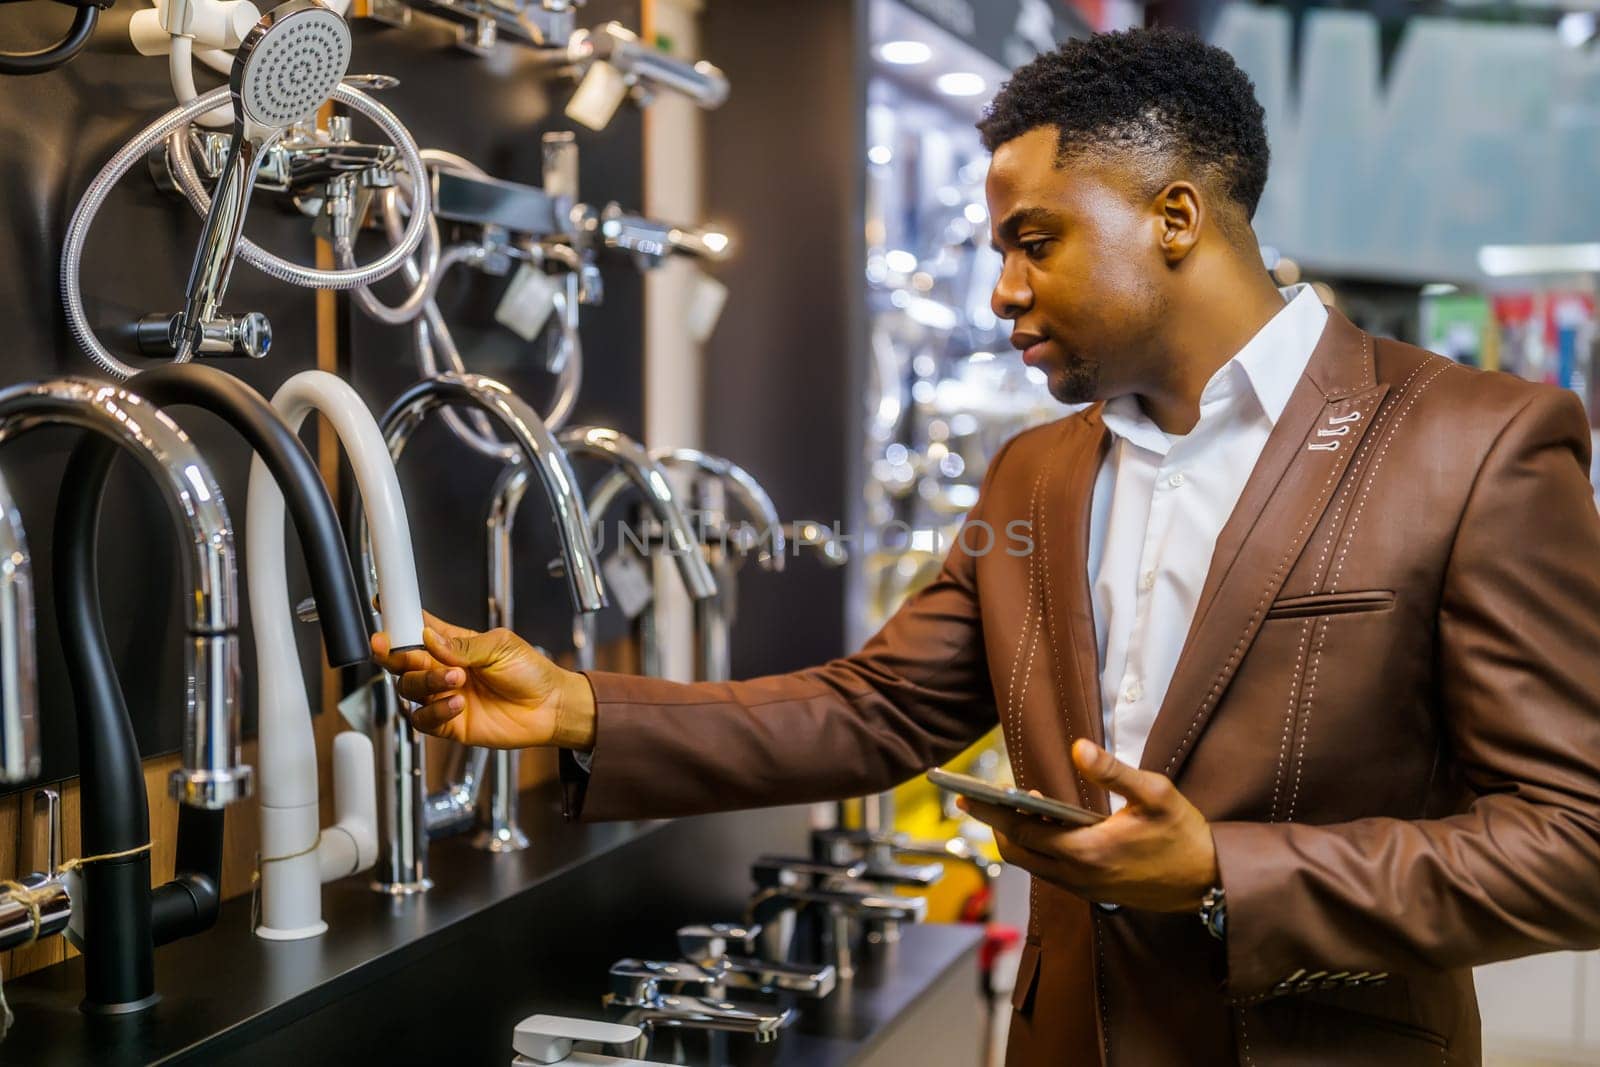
xmin=52 ymin=364 xmax=369 ymax=1014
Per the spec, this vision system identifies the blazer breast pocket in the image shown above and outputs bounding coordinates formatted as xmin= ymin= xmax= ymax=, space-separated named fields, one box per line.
xmin=1264 ymin=589 xmax=1396 ymax=621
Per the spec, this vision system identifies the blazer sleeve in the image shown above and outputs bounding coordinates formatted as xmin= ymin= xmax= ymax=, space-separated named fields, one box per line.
xmin=1209 ymin=387 xmax=1600 ymax=1001
xmin=559 ymin=439 xmax=1017 ymax=822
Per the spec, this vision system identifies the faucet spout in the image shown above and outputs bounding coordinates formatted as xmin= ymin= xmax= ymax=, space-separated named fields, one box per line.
xmin=375 ymin=373 xmax=605 ymax=613
xmin=559 ymin=426 xmax=717 ymax=602
xmin=0 ymin=470 xmax=38 ymax=784
xmin=6 ymin=376 xmax=244 ymax=1013
xmin=248 ymin=369 xmax=422 ymax=938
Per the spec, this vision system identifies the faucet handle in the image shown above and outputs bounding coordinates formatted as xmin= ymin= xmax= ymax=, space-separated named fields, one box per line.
xmin=676 ymin=922 xmax=758 ymax=963
xmin=32 ymin=787 xmax=61 ymax=876
xmin=608 ymin=958 xmax=726 ymax=999
xmin=512 ymin=1014 xmax=643 ymax=1065
xmin=751 ymin=854 xmax=866 ymax=890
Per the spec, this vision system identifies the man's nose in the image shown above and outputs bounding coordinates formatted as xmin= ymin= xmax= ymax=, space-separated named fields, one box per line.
xmin=991 ymin=258 xmax=1031 ymax=321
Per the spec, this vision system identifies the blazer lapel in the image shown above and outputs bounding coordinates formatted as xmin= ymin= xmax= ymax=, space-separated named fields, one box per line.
xmin=1140 ymin=311 xmax=1388 ymax=781
xmin=1035 ymin=411 xmax=1112 ymax=811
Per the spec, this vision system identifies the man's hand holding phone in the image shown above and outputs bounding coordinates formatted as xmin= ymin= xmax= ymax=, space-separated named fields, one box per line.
xmin=951 ymin=739 xmax=1220 ymax=913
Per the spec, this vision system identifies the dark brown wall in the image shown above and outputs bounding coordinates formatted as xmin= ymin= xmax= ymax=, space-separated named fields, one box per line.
xmin=701 ymin=0 xmax=869 ymax=675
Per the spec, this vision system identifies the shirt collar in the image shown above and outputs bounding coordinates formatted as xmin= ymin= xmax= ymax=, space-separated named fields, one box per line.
xmin=1100 ymin=284 xmax=1328 ymax=453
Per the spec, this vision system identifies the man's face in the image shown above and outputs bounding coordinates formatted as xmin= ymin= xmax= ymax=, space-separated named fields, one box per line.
xmin=986 ymin=126 xmax=1171 ymax=404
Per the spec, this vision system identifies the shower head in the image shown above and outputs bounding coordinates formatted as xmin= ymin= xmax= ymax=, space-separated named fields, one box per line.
xmin=231 ymin=0 xmax=351 ymax=140
xmin=172 ymin=0 xmax=350 ymax=361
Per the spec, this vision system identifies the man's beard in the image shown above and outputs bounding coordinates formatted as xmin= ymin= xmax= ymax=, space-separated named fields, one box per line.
xmin=1048 ymin=354 xmax=1102 ymax=404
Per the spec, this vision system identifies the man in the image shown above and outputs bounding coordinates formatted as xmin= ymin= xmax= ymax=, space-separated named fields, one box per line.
xmin=372 ymin=27 xmax=1600 ymax=1066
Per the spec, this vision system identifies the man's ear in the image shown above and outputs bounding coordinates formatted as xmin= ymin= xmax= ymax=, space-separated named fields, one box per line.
xmin=1154 ymin=181 xmax=1202 ymax=265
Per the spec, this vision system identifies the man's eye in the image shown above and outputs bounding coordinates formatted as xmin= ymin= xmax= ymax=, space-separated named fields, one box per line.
xmin=1021 ymin=239 xmax=1052 ymax=259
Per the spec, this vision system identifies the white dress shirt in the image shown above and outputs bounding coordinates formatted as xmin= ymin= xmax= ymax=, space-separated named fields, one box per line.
xmin=1085 ymin=285 xmax=1328 ymax=804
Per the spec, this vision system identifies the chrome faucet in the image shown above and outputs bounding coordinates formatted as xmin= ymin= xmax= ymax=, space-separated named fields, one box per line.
xmin=585 ymin=448 xmax=783 ymax=682
xmin=746 ymin=855 xmax=928 ymax=982
xmin=603 ymin=958 xmax=795 ymax=1048
xmin=0 ymin=468 xmax=38 ymax=786
xmin=560 ymin=428 xmax=717 ymax=675
xmin=676 ymin=923 xmax=837 ymax=999
xmin=0 ymin=790 xmax=70 ymax=956
xmin=364 ymin=373 xmax=605 ymax=884
xmin=0 ymin=377 xmax=248 ymax=1013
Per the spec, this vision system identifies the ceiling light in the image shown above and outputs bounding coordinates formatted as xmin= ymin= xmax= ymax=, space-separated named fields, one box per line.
xmin=876 ymin=40 xmax=932 ymax=65
xmin=935 ymin=72 xmax=986 ymax=98
xmin=867 ymin=144 xmax=893 ymax=165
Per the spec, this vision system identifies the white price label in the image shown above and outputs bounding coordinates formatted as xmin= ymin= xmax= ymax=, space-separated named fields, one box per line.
xmin=494 ymin=263 xmax=561 ymax=342
xmin=687 ymin=272 xmax=728 ymax=343
xmin=567 ymin=60 xmax=629 ymax=131
xmin=602 ymin=550 xmax=655 ymax=622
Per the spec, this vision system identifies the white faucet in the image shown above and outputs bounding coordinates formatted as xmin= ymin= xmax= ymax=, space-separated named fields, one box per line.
xmin=246 ymin=369 xmax=424 ymax=940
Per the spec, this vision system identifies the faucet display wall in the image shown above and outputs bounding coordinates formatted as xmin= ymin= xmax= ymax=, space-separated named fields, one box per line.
xmin=52 ymin=365 xmax=372 ymax=1011
xmin=245 ymin=369 xmax=422 ymax=938
xmin=365 ymin=372 xmax=604 ymax=886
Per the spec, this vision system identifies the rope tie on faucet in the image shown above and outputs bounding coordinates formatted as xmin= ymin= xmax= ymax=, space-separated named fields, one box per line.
xmin=247 ymin=834 xmax=324 ymax=932
xmin=0 ymin=840 xmax=154 ymax=946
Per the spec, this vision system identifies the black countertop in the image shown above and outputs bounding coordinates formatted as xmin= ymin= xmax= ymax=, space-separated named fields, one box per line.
xmin=762 ymin=922 xmax=983 ymax=1067
xmin=0 ymin=787 xmax=984 ymax=1066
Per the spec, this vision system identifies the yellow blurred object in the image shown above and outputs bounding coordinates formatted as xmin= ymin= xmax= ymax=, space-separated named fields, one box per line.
xmin=885 ymin=729 xmax=1005 ymax=923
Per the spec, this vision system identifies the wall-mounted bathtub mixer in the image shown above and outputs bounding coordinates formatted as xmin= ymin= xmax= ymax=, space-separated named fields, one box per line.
xmin=360 ymin=373 xmax=604 ymax=889
xmin=245 ymin=370 xmax=424 ymax=939
xmin=532 ymin=20 xmax=728 ymax=131
xmin=351 ymin=0 xmax=726 ymax=125
xmin=60 ymin=2 xmax=432 ymax=380
xmin=351 ymin=131 xmax=730 ymax=465
xmin=52 ymin=365 xmax=372 ymax=1011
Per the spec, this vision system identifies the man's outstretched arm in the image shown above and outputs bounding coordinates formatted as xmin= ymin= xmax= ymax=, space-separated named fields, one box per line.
xmin=372 ymin=440 xmax=1019 ymax=821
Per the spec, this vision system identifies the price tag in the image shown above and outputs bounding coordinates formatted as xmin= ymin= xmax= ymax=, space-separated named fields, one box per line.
xmin=567 ymin=60 xmax=629 ymax=131
xmin=602 ymin=550 xmax=655 ymax=621
xmin=337 ymin=674 xmax=383 ymax=735
xmin=687 ymin=271 xmax=728 ymax=343
xmin=494 ymin=263 xmax=561 ymax=342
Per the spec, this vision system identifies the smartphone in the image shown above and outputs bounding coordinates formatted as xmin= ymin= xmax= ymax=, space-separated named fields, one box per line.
xmin=928 ymin=767 xmax=1105 ymax=828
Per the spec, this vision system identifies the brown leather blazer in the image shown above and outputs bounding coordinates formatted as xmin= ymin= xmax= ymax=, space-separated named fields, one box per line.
xmin=565 ymin=310 xmax=1600 ymax=1065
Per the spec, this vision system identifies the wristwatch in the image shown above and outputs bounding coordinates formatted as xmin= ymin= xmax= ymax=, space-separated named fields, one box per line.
xmin=1198 ymin=886 xmax=1227 ymax=941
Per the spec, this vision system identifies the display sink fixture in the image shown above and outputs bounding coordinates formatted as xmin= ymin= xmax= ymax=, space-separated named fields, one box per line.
xmin=246 ymin=368 xmax=424 ymax=939
xmin=365 ymin=372 xmax=604 ymax=884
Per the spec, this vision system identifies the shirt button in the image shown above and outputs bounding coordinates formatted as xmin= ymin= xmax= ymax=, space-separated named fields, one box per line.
xmin=1139 ymin=570 xmax=1156 ymax=591
xmin=1122 ymin=680 xmax=1143 ymax=704
xmin=1167 ymin=471 xmax=1186 ymax=488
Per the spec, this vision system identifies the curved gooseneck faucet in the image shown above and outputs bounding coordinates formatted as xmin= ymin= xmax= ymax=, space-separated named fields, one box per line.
xmin=556 ymin=428 xmax=718 ymax=677
xmin=3 ymin=377 xmax=246 ymax=1014
xmin=584 ymin=447 xmax=775 ymax=682
xmin=246 ymin=369 xmax=424 ymax=938
xmin=53 ymin=365 xmax=372 ymax=1012
xmin=0 ymin=470 xmax=38 ymax=785
xmin=362 ymin=372 xmax=604 ymax=876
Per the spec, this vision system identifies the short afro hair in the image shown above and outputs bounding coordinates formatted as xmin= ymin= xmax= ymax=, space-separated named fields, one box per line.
xmin=977 ymin=27 xmax=1270 ymax=222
